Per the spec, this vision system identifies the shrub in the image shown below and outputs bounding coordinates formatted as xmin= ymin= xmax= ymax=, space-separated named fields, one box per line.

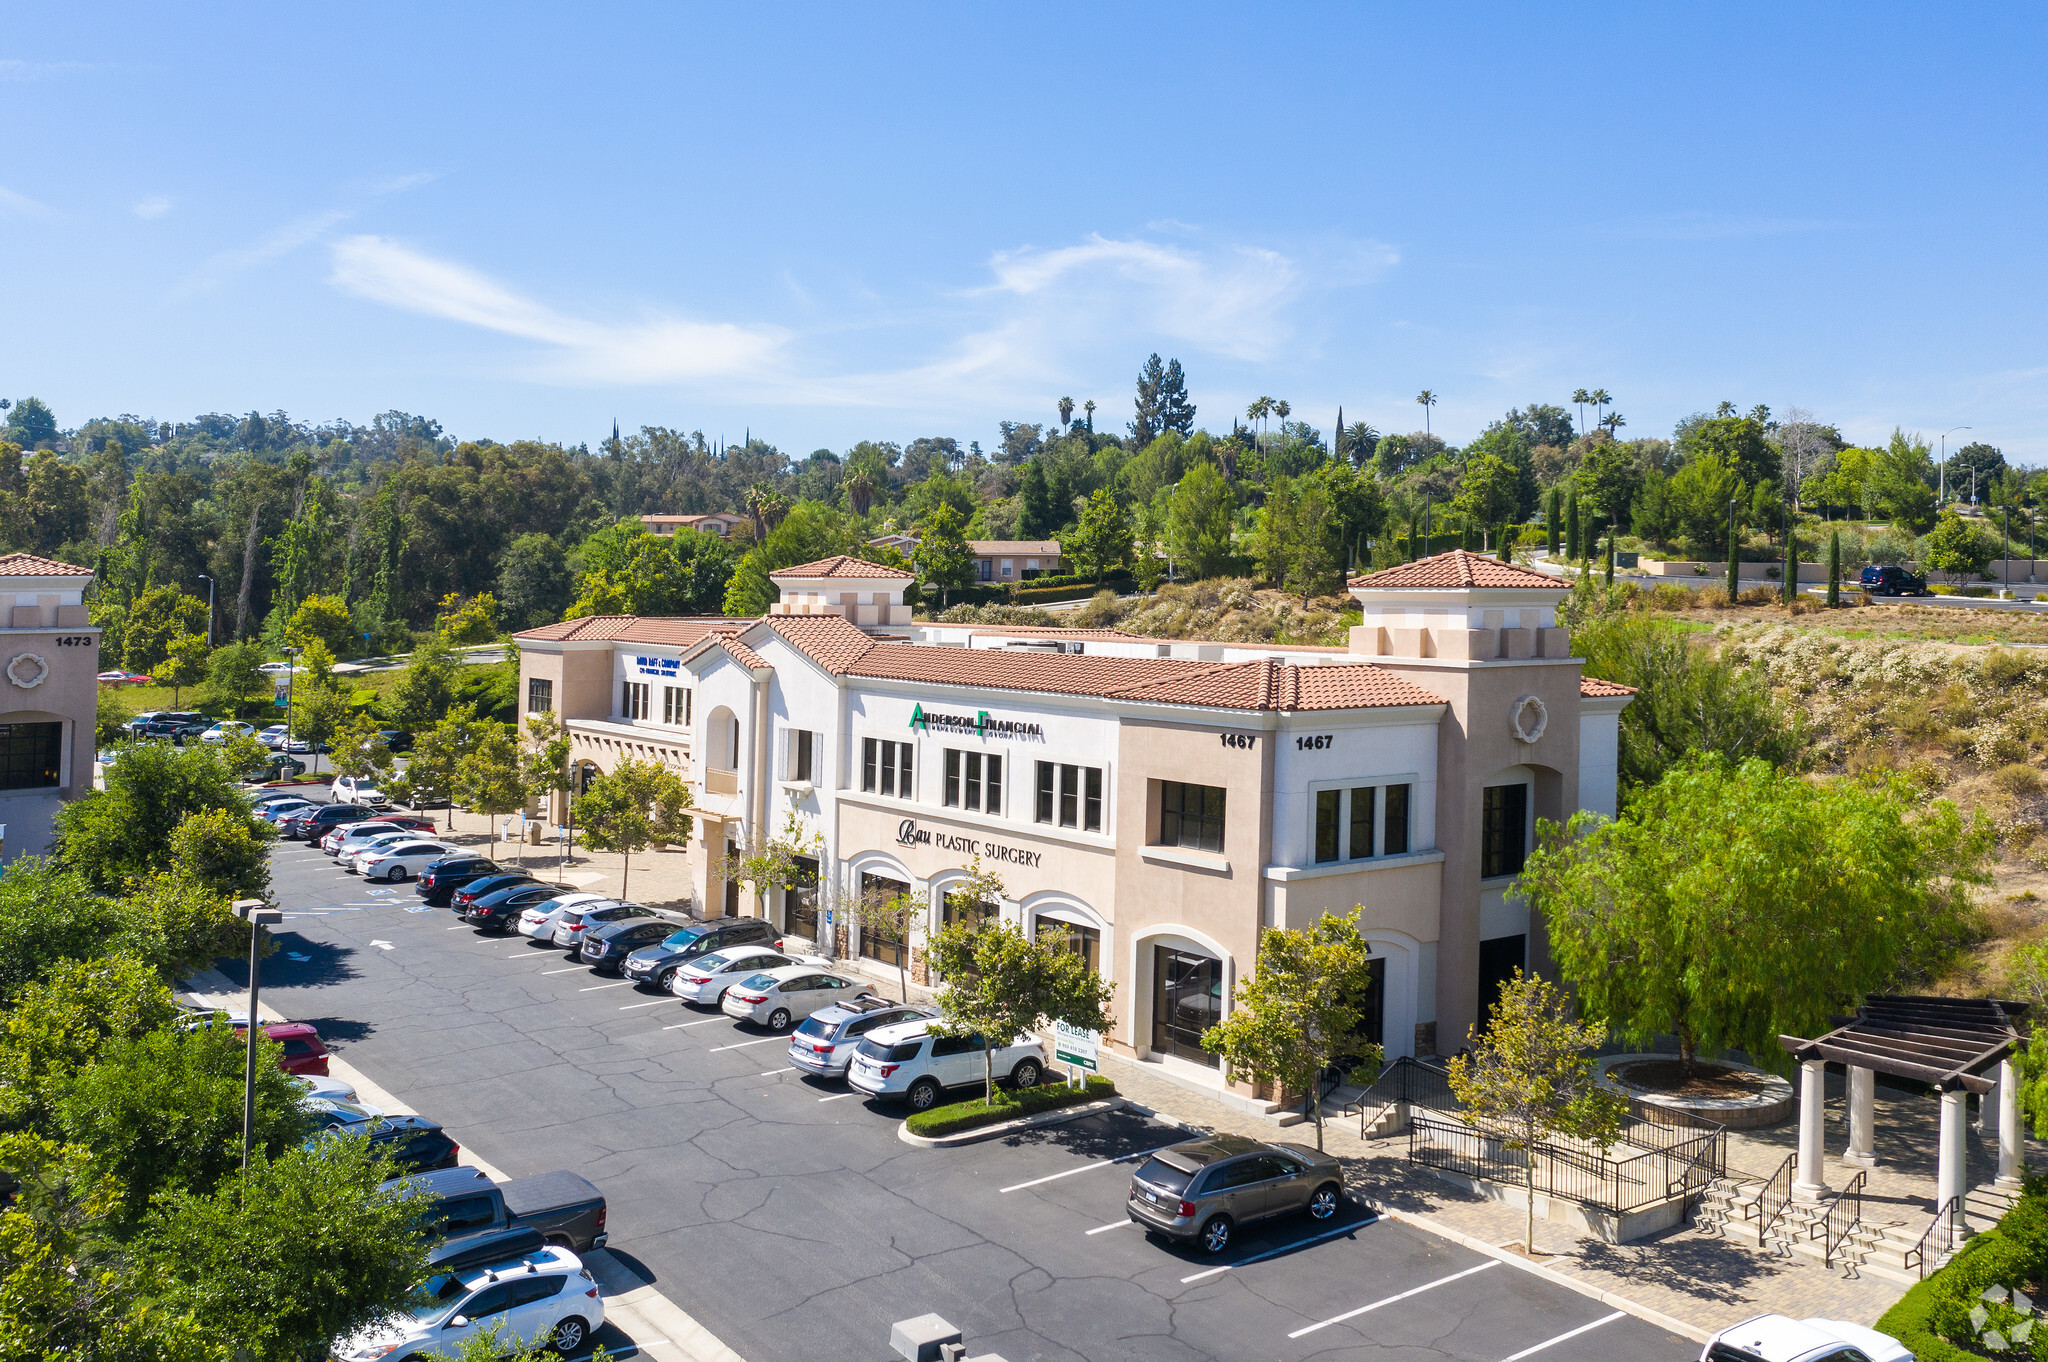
xmin=903 ymin=1076 xmax=1116 ymax=1138
xmin=1994 ymin=764 xmax=2044 ymax=797
xmin=1879 ymin=1181 xmax=2048 ymax=1360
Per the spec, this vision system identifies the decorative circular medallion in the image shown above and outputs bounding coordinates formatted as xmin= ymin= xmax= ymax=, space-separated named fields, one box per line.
xmin=1510 ymin=694 xmax=1548 ymax=744
xmin=5 ymin=653 xmax=49 ymax=690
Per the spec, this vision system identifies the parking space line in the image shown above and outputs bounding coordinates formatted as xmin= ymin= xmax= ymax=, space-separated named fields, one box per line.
xmin=541 ymin=967 xmax=582 ymax=975
xmin=1179 ymin=1219 xmax=1372 ymax=1282
xmin=999 ymin=1141 xmax=1184 ymax=1194
xmin=1286 ymin=1260 xmax=1500 ymax=1339
xmin=445 ymin=925 xmax=468 ymax=930
xmin=663 ymin=1018 xmax=719 ymax=1030
xmin=758 ymin=1068 xmax=784 ymax=1077
xmin=1086 ymin=1219 xmax=1134 ymax=1235
xmin=818 ymin=1093 xmax=854 ymax=1102
xmin=579 ymin=981 xmax=630 ymax=992
xmin=619 ymin=1000 xmax=666 ymax=1010
xmin=710 ymin=1036 xmax=784 ymax=1052
xmin=1496 ymin=1310 xmax=1624 ymax=1361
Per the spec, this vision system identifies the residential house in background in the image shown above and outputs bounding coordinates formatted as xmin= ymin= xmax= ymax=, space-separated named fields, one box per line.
xmin=969 ymin=540 xmax=1064 ymax=583
xmin=642 ymin=512 xmax=748 ymax=539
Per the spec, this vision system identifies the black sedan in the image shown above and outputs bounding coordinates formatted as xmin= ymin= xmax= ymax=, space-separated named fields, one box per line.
xmin=416 ymin=856 xmax=503 ymax=907
xmin=450 ymin=873 xmax=547 ymax=914
xmin=464 ymin=881 xmax=575 ymax=932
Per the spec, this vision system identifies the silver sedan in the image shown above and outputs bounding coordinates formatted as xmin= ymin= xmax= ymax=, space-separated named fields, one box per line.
xmin=719 ymin=965 xmax=871 ymax=1032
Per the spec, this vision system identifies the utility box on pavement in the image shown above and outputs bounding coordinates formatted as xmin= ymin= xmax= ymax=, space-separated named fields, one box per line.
xmin=891 ymin=1314 xmax=962 ymax=1362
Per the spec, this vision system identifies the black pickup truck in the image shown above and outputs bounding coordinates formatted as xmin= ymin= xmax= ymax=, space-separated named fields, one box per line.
xmin=387 ymin=1166 xmax=608 ymax=1253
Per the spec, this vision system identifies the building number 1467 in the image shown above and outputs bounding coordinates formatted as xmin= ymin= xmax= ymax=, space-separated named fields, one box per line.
xmin=1295 ymin=734 xmax=1335 ymax=750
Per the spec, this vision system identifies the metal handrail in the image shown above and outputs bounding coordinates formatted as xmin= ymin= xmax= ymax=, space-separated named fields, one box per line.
xmin=1751 ymin=1153 xmax=1797 ymax=1243
xmin=1909 ymin=1196 xmax=1962 ymax=1279
xmin=1817 ymin=1171 xmax=1867 ymax=1268
xmin=1666 ymin=1135 xmax=1718 ymax=1211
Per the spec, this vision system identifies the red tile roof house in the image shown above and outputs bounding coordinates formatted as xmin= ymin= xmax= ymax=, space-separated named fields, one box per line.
xmin=641 ymin=512 xmax=749 ymax=539
xmin=515 ymin=550 xmax=1631 ymax=1110
xmin=968 ymin=540 xmax=1064 ymax=583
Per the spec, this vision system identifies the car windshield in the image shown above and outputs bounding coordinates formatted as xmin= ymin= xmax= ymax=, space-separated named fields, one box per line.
xmin=795 ymin=1016 xmax=836 ymax=1040
xmin=1134 ymin=1157 xmax=1194 ymax=1195
xmin=664 ymin=926 xmax=710 ymax=948
xmin=408 ymin=1275 xmax=469 ymax=1319
xmin=739 ymin=973 xmax=779 ymax=990
xmin=692 ymin=949 xmax=736 ymax=970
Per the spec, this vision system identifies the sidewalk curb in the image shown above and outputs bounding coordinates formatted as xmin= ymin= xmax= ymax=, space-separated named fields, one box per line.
xmin=1358 ymin=1198 xmax=1713 ymax=1345
xmin=898 ymin=1097 xmax=1125 ymax=1147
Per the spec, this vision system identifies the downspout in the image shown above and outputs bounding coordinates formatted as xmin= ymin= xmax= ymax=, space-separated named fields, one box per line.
xmin=751 ymin=667 xmax=772 ymax=920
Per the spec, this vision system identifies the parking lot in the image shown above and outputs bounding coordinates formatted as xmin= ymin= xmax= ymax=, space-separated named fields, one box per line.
xmin=247 ymin=833 xmax=1698 ymax=1361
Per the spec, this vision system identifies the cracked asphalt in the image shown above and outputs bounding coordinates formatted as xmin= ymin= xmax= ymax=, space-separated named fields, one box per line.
xmin=242 ymin=841 xmax=1699 ymax=1362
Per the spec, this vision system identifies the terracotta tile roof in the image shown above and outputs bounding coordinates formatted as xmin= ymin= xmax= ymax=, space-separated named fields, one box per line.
xmin=1580 ymin=675 xmax=1637 ymax=698
xmin=0 ymin=552 xmax=92 ymax=577
xmin=759 ymin=614 xmax=878 ymax=672
xmin=513 ymin=616 xmax=737 ymax=646
xmin=769 ymin=554 xmax=914 ymax=581
xmin=967 ymin=540 xmax=1063 ymax=556
xmin=1348 ymin=549 xmax=1567 ymax=591
xmin=961 ymin=626 xmax=1153 ymax=641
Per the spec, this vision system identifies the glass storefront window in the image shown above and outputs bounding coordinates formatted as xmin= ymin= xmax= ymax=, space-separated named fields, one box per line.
xmin=1151 ymin=945 xmax=1221 ymax=1067
xmin=860 ymin=871 xmax=911 ymax=968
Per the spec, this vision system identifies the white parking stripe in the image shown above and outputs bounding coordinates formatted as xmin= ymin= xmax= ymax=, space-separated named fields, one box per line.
xmin=758 ymin=1068 xmax=784 ymax=1077
xmin=709 ymin=1036 xmax=784 ymax=1052
xmin=579 ymin=982 xmax=632 ymax=992
xmin=541 ymin=968 xmax=581 ymax=975
xmin=1086 ymin=1219 xmax=1134 ymax=1235
xmin=1496 ymin=1310 xmax=1625 ymax=1361
xmin=1178 ymin=1218 xmax=1374 ymax=1282
xmin=446 ymin=925 xmax=467 ymax=930
xmin=1287 ymin=1260 xmax=1500 ymax=1338
xmin=818 ymin=1093 xmax=854 ymax=1102
xmin=663 ymin=1018 xmax=720 ymax=1030
xmin=999 ymin=1142 xmax=1185 ymax=1194
xmin=619 ymin=1000 xmax=666 ymax=1010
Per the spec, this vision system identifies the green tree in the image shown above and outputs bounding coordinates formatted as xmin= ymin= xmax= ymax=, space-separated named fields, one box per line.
xmin=1575 ymin=440 xmax=1643 ymax=532
xmin=496 ymin=532 xmax=576 ymax=630
xmin=218 ymin=731 xmax=272 ymax=784
xmin=155 ymin=634 xmax=209 ymax=709
xmin=1666 ymin=451 xmax=1746 ymax=550
xmin=721 ymin=502 xmax=864 ymax=615
xmin=388 ymin=634 xmax=457 ymax=734
xmin=284 ymin=594 xmax=354 ymax=656
xmin=330 ymin=714 xmax=394 ymax=785
xmin=1165 ymin=463 xmax=1237 ymax=579
xmin=203 ymin=641 xmax=268 ymax=717
xmin=166 ymin=808 xmax=273 ymax=902
xmin=122 ymin=587 xmax=207 ymax=675
xmin=55 ymin=745 xmax=251 ymax=891
xmin=521 ymin=712 xmax=573 ymax=857
xmin=454 ymin=721 xmax=526 ymax=861
xmin=1523 ymin=755 xmax=1991 ymax=1074
xmin=1063 ymin=488 xmax=1134 ymax=583
xmin=0 ymin=957 xmax=177 ymax=1133
xmin=95 ymin=688 xmax=133 ymax=749
xmin=1017 ymin=461 xmax=1056 ymax=539
xmin=293 ymin=681 xmax=353 ymax=768
xmin=1255 ymin=476 xmax=1342 ymax=604
xmin=436 ymin=591 xmax=500 ymax=644
xmin=577 ymin=757 xmax=692 ymax=900
xmin=1450 ymin=453 xmax=1519 ymax=547
xmin=1687 ymin=415 xmax=1778 ymax=488
xmin=1546 ymin=487 xmax=1561 ymax=556
xmin=1564 ymin=487 xmax=1580 ymax=560
xmin=1827 ymin=529 xmax=1841 ymax=607
xmin=3 ymin=396 xmax=59 ymax=448
xmin=911 ymin=503 xmax=976 ymax=607
xmin=924 ymin=917 xmax=1116 ymax=1104
xmin=393 ymin=703 xmax=480 ymax=825
xmin=1200 ymin=912 xmax=1384 ymax=1152
xmin=1923 ymin=507 xmax=1995 ymax=586
xmin=1445 ymin=970 xmax=1626 ymax=1254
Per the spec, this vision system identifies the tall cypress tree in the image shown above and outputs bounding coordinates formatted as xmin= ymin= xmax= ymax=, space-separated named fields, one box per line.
xmin=1783 ymin=509 xmax=1797 ymax=607
xmin=1565 ymin=488 xmax=1580 ymax=561
xmin=1547 ymin=487 xmax=1561 ymax=557
xmin=1017 ymin=460 xmax=1054 ymax=539
xmin=1726 ymin=504 xmax=1741 ymax=605
xmin=1604 ymin=522 xmax=1615 ymax=586
xmin=1827 ymin=529 xmax=1842 ymax=608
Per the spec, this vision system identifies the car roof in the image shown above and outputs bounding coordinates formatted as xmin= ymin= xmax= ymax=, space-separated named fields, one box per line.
xmin=261 ymin=1021 xmax=321 ymax=1040
xmin=389 ymin=1165 xmax=493 ymax=1198
xmin=816 ymin=997 xmax=925 ymax=1025
xmin=694 ymin=942 xmax=781 ymax=960
xmin=1155 ymin=1134 xmax=1267 ymax=1170
xmin=737 ymin=962 xmax=831 ymax=983
xmin=453 ymin=1243 xmax=579 ymax=1288
xmin=426 ymin=1226 xmax=548 ymax=1273
xmin=865 ymin=1018 xmax=934 ymax=1045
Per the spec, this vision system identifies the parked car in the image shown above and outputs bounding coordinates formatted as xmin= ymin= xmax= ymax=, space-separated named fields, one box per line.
xmin=257 ymin=723 xmax=290 ymax=748
xmin=140 ymin=712 xmax=210 ymax=743
xmin=200 ymin=720 xmax=256 ymax=745
xmin=330 ymin=774 xmax=390 ymax=808
xmin=787 ymin=997 xmax=937 ymax=1079
xmin=550 ymin=901 xmax=658 ymax=950
xmin=577 ymin=915 xmax=700 ymax=972
xmin=329 ymin=1241 xmax=602 ymax=1361
xmin=302 ymin=1097 xmax=386 ymax=1134
xmin=253 ymin=753 xmax=306 ymax=781
xmin=620 ymin=916 xmax=783 ymax=990
xmin=668 ymin=946 xmax=822 ymax=1005
xmin=386 ymin=1165 xmax=609 ymax=1253
xmin=376 ymin=728 xmax=414 ymax=754
xmin=1860 ymin=564 xmax=1929 ymax=596
xmin=216 ymin=1019 xmax=330 ymax=1076
xmin=1698 ymin=1313 xmax=1910 ymax=1362
xmin=251 ymin=789 xmax=309 ymax=811
xmin=124 ymin=710 xmax=170 ymax=736
xmin=256 ymin=798 xmax=318 ymax=825
xmin=417 ymin=856 xmax=505 ymax=906
xmin=720 ymin=965 xmax=871 ymax=1032
xmin=1125 ymin=1134 xmax=1344 ymax=1254
xmin=316 ymin=1113 xmax=460 ymax=1175
xmin=465 ymin=881 xmax=577 ymax=933
xmin=357 ymin=839 xmax=460 ymax=883
xmin=450 ymin=873 xmax=548 ymax=913
xmin=258 ymin=660 xmax=295 ymax=675
xmin=292 ymin=1073 xmax=365 ymax=1106
xmin=323 ymin=816 xmax=435 ymax=856
xmin=284 ymin=737 xmax=332 ymax=754
xmin=516 ymin=893 xmax=615 ymax=942
xmin=846 ymin=1020 xmax=1046 ymax=1111
xmin=281 ymin=803 xmax=377 ymax=842
xmin=97 ymin=669 xmax=151 ymax=686
xmin=340 ymin=832 xmax=426 ymax=871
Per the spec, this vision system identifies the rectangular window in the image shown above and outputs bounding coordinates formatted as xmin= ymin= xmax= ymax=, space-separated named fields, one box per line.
xmin=863 ymin=737 xmax=877 ymax=793
xmin=1158 ymin=781 xmax=1226 ymax=854
xmin=1384 ymin=783 xmax=1410 ymax=855
xmin=1045 ymin=920 xmax=1099 ymax=974
xmin=963 ymin=752 xmax=981 ymax=810
xmin=863 ymin=738 xmax=912 ymax=797
xmin=792 ymin=730 xmax=814 ymax=783
xmin=1037 ymin=761 xmax=1054 ymax=823
xmin=1033 ymin=761 xmax=1101 ymax=830
xmin=897 ymin=741 xmax=913 ymax=799
xmin=944 ymin=749 xmax=961 ymax=808
xmin=1349 ymin=785 xmax=1376 ymax=859
xmin=1084 ymin=767 xmax=1102 ymax=832
xmin=1482 ymin=783 xmax=1528 ymax=878
xmin=985 ymin=754 xmax=1002 ymax=816
xmin=621 ymin=682 xmax=650 ymax=720
xmin=662 ymin=686 xmax=690 ymax=725
xmin=526 ymin=677 xmax=553 ymax=714
xmin=1314 ymin=789 xmax=1341 ymax=864
xmin=1059 ymin=763 xmax=1078 ymax=827
xmin=0 ymin=723 xmax=60 ymax=791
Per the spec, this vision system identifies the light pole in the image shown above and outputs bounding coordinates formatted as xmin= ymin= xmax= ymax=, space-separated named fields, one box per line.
xmin=197 ymin=574 xmax=215 ymax=648
xmin=1939 ymin=426 xmax=1972 ymax=505
xmin=281 ymin=645 xmax=297 ymax=765
xmin=234 ymin=897 xmax=283 ymax=1173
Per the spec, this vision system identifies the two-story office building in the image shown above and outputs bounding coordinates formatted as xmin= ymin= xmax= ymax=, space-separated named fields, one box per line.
xmin=0 ymin=554 xmax=101 ymax=859
xmin=515 ymin=550 xmax=1631 ymax=1106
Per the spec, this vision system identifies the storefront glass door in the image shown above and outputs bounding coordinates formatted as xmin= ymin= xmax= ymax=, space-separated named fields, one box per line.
xmin=785 ymin=856 xmax=820 ymax=944
xmin=1151 ymin=946 xmax=1222 ymax=1066
xmin=860 ymin=872 xmax=911 ymax=969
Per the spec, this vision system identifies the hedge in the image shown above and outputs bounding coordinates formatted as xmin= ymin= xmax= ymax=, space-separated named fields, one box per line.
xmin=904 ymin=1075 xmax=1117 ymax=1138
xmin=1013 ymin=569 xmax=1136 ymax=594
xmin=1011 ymin=583 xmax=1117 ymax=606
xmin=1875 ymin=1181 xmax=2048 ymax=1360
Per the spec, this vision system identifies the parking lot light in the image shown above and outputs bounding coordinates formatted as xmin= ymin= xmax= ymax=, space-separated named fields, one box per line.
xmin=233 ymin=897 xmax=283 ymax=1174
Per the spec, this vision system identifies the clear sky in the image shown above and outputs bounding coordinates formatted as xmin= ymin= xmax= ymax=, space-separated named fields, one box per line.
xmin=4 ymin=4 xmax=2045 ymax=460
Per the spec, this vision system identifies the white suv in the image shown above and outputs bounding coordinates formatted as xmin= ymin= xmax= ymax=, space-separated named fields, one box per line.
xmin=1699 ymin=1314 xmax=1909 ymax=1362
xmin=845 ymin=1019 xmax=1048 ymax=1111
xmin=331 ymin=774 xmax=389 ymax=807
xmin=330 ymin=1242 xmax=604 ymax=1360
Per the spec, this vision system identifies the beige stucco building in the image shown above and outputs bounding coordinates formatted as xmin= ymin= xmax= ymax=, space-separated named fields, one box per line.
xmin=515 ymin=550 xmax=1631 ymax=1109
xmin=0 ymin=554 xmax=101 ymax=860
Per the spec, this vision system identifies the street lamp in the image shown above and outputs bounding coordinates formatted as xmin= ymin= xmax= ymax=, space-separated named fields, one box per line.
xmin=234 ymin=897 xmax=283 ymax=1173
xmin=197 ymin=574 xmax=215 ymax=648
xmin=281 ymin=645 xmax=297 ymax=762
xmin=1939 ymin=426 xmax=1972 ymax=505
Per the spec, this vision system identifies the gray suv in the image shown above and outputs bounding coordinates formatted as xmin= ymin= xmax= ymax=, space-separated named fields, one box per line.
xmin=1126 ymin=1134 xmax=1344 ymax=1254
xmin=786 ymin=997 xmax=937 ymax=1079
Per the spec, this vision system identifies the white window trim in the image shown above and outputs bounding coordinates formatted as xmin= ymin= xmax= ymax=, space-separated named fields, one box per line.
xmin=1305 ymin=773 xmax=1423 ymax=867
xmin=1029 ymin=756 xmax=1111 ymax=834
xmin=853 ymin=729 xmax=920 ymax=803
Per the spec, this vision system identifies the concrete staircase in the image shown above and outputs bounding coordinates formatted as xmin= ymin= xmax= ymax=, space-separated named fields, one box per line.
xmin=1695 ymin=1173 xmax=2017 ymax=1286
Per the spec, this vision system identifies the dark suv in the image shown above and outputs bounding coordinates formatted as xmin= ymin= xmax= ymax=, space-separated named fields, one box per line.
xmin=417 ymin=856 xmax=504 ymax=906
xmin=1126 ymin=1135 xmax=1345 ymax=1254
xmin=281 ymin=803 xmax=376 ymax=841
xmin=140 ymin=712 xmax=210 ymax=743
xmin=1860 ymin=564 xmax=1928 ymax=596
xmin=621 ymin=917 xmax=782 ymax=990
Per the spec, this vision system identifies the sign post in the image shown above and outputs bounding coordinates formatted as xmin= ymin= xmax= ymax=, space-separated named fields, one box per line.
xmin=1052 ymin=1020 xmax=1099 ymax=1088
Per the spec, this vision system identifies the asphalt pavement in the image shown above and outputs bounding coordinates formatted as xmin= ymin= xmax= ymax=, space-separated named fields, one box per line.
xmin=242 ymin=837 xmax=1699 ymax=1362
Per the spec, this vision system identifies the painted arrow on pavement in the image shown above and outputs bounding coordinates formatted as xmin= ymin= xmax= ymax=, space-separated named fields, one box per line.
xmin=370 ymin=940 xmax=395 ymax=950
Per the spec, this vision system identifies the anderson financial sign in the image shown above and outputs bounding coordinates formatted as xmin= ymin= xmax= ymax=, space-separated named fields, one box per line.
xmin=907 ymin=702 xmax=1043 ymax=739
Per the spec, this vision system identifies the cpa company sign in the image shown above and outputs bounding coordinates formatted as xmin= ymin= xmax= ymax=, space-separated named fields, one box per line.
xmin=907 ymin=702 xmax=1043 ymax=740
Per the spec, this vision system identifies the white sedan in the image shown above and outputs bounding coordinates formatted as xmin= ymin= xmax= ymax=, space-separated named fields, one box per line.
xmin=323 ymin=820 xmax=412 ymax=856
xmin=719 ymin=965 xmax=872 ymax=1032
xmin=201 ymin=720 xmax=256 ymax=745
xmin=355 ymin=839 xmax=457 ymax=883
xmin=670 ymin=947 xmax=827 ymax=1007
xmin=339 ymin=832 xmax=422 ymax=872
xmin=517 ymin=893 xmax=613 ymax=942
xmin=293 ymin=1074 xmax=364 ymax=1106
xmin=331 ymin=774 xmax=389 ymax=807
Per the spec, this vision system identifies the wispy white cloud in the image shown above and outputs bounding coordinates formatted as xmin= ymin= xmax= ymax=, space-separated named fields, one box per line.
xmin=0 ymin=185 xmax=53 ymax=219
xmin=132 ymin=194 xmax=171 ymax=220
xmin=1600 ymin=211 xmax=1849 ymax=241
xmin=368 ymin=171 xmax=438 ymax=196
xmin=328 ymin=235 xmax=788 ymax=384
xmin=175 ymin=208 xmax=353 ymax=296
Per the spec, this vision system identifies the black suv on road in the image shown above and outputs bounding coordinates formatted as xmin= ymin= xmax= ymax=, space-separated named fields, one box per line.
xmin=1861 ymin=564 xmax=1929 ymax=596
xmin=417 ymin=856 xmax=504 ymax=906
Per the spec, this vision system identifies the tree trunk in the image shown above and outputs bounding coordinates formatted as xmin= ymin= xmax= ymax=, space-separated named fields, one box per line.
xmin=1526 ymin=1114 xmax=1539 ymax=1254
xmin=984 ymin=1042 xmax=995 ymax=1105
xmin=620 ymin=848 xmax=631 ymax=901
xmin=234 ymin=504 xmax=261 ymax=639
xmin=1678 ymin=1029 xmax=1698 ymax=1077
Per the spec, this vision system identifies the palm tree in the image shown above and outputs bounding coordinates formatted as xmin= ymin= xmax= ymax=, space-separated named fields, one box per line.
xmin=1572 ymin=388 xmax=1590 ymax=435
xmin=760 ymin=488 xmax=791 ymax=531
xmin=844 ymin=465 xmax=877 ymax=517
xmin=1246 ymin=396 xmax=1270 ymax=446
xmin=1602 ymin=412 xmax=1627 ymax=435
xmin=1058 ymin=396 xmax=1075 ymax=434
xmin=1589 ymin=389 xmax=1611 ymax=427
xmin=1082 ymin=399 xmax=1096 ymax=432
xmin=745 ymin=481 xmax=776 ymax=538
xmin=1273 ymin=399 xmax=1291 ymax=447
xmin=1415 ymin=390 xmax=1437 ymax=435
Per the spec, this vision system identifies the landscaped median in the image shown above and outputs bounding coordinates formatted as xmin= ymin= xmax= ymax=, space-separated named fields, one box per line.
xmin=901 ymin=1076 xmax=1120 ymax=1145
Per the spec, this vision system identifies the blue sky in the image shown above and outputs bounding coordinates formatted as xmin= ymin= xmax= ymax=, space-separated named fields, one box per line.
xmin=4 ymin=4 xmax=2046 ymax=460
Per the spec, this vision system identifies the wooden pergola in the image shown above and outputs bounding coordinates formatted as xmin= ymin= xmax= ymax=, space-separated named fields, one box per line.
xmin=1779 ymin=996 xmax=2028 ymax=1212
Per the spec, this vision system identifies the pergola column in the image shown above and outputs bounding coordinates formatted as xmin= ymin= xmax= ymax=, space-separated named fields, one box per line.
xmin=1793 ymin=1059 xmax=1830 ymax=1201
xmin=1938 ymin=1088 xmax=1971 ymax=1216
xmin=1844 ymin=1065 xmax=1877 ymax=1169
xmin=1979 ymin=1065 xmax=2000 ymax=1133
xmin=1998 ymin=1057 xmax=2025 ymax=1191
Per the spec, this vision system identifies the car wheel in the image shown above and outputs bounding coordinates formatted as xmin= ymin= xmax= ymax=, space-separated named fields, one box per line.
xmin=1200 ymin=1214 xmax=1234 ymax=1254
xmin=768 ymin=1007 xmax=792 ymax=1032
xmin=385 ymin=865 xmax=408 ymax=883
xmin=1307 ymin=1183 xmax=1341 ymax=1220
xmin=548 ymin=1317 xmax=588 ymax=1355
xmin=656 ymin=968 xmax=676 ymax=991
xmin=1010 ymin=1058 xmax=1043 ymax=1089
xmin=907 ymin=1077 xmax=942 ymax=1111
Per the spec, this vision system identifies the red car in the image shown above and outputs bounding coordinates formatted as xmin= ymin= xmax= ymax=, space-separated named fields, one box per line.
xmin=249 ymin=1021 xmax=331 ymax=1077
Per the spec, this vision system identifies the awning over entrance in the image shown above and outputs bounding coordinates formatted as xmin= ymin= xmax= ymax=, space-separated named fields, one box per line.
xmin=1779 ymin=995 xmax=2027 ymax=1095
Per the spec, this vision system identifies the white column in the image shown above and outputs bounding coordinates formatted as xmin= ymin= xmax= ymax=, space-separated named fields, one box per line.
xmin=1844 ymin=1065 xmax=1877 ymax=1168
xmin=1999 ymin=1057 xmax=2025 ymax=1191
xmin=1793 ymin=1059 xmax=1830 ymax=1200
xmin=1938 ymin=1089 xmax=1970 ymax=1215
xmin=1979 ymin=1066 xmax=2000 ymax=1133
